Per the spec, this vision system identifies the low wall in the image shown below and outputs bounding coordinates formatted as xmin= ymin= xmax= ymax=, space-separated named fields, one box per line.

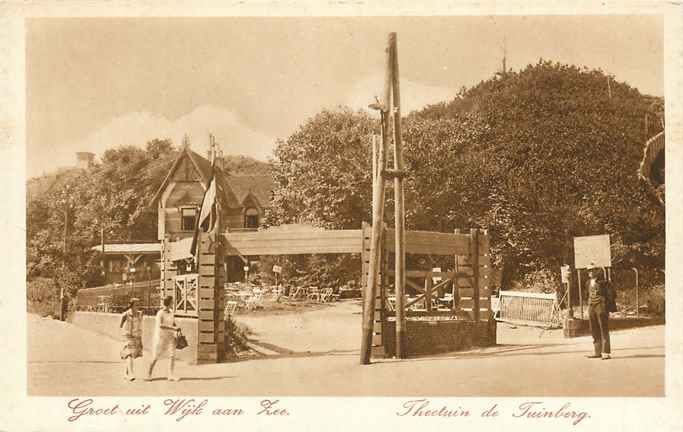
xmin=71 ymin=311 xmax=198 ymax=363
xmin=563 ymin=316 xmax=666 ymax=337
xmin=382 ymin=318 xmax=497 ymax=357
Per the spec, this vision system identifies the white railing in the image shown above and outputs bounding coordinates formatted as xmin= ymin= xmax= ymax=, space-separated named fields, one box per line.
xmin=174 ymin=274 xmax=198 ymax=317
xmin=497 ymin=290 xmax=561 ymax=328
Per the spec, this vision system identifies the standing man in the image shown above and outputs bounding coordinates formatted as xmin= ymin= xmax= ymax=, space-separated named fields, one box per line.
xmin=585 ymin=263 xmax=615 ymax=360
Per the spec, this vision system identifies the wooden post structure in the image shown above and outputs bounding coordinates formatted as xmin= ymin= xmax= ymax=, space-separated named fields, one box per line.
xmin=425 ymin=272 xmax=433 ymax=312
xmin=567 ymin=266 xmax=573 ymax=318
xmin=470 ymin=229 xmax=480 ymax=322
xmin=160 ymin=235 xmax=178 ymax=306
xmin=372 ymin=135 xmax=378 ymax=212
xmin=453 ymin=228 xmax=461 ymax=314
xmin=577 ymin=269 xmax=583 ymax=319
xmin=389 ymin=33 xmax=407 ymax=359
xmin=360 ymin=37 xmax=392 ymax=365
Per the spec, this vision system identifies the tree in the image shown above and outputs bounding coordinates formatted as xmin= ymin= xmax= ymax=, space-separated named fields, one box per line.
xmin=267 ymin=108 xmax=378 ymax=229
xmin=270 ymin=62 xmax=665 ymax=289
xmin=417 ymin=60 xmax=664 ymax=282
xmin=26 ymin=139 xmax=178 ymax=294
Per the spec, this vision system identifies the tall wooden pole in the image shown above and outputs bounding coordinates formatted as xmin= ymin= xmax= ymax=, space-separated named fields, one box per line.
xmin=101 ymin=226 xmax=107 ymax=284
xmin=390 ymin=33 xmax=407 ymax=358
xmin=577 ymin=269 xmax=583 ymax=319
xmin=360 ymin=36 xmax=392 ymax=365
xmin=372 ymin=135 xmax=378 ymax=214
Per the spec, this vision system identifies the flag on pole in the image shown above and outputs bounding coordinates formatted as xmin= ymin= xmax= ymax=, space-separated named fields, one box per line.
xmin=191 ymin=153 xmax=218 ymax=257
xmin=197 ymin=176 xmax=217 ymax=231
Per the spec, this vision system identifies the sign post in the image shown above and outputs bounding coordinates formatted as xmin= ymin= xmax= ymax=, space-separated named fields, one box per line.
xmin=573 ymin=234 xmax=612 ymax=320
xmin=561 ymin=264 xmax=572 ymax=317
xmin=272 ymin=264 xmax=282 ymax=289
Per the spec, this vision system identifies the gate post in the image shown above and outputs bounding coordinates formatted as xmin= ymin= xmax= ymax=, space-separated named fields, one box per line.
xmin=373 ymin=223 xmax=387 ymax=358
xmin=478 ymin=230 xmax=492 ymax=320
xmin=361 ymin=222 xmax=387 ymax=359
xmin=160 ymin=235 xmax=177 ymax=307
xmin=470 ymin=229 xmax=480 ymax=322
xmin=196 ymin=230 xmax=225 ymax=364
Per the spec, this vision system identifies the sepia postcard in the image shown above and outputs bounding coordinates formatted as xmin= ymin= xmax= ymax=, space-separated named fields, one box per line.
xmin=1 ymin=1 xmax=682 ymax=431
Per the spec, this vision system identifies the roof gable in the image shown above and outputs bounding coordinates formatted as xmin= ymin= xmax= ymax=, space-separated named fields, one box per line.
xmin=150 ymin=146 xmax=274 ymax=211
xmin=226 ymin=175 xmax=274 ymax=209
xmin=150 ymin=146 xmax=213 ymax=206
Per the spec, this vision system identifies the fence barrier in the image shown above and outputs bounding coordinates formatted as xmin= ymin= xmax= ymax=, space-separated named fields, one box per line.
xmin=76 ymin=280 xmax=160 ymax=314
xmin=497 ymin=290 xmax=561 ymax=328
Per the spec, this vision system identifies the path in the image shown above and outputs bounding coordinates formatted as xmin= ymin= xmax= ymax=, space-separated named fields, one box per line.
xmin=27 ymin=303 xmax=664 ymax=396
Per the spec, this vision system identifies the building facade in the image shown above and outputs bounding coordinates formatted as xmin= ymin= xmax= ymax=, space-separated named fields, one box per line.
xmin=150 ymin=143 xmax=273 ymax=283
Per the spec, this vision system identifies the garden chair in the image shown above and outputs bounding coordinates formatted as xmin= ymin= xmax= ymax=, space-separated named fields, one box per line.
xmin=290 ymin=286 xmax=305 ymax=300
xmin=245 ymin=291 xmax=264 ymax=311
xmin=224 ymin=301 xmax=239 ymax=316
xmin=319 ymin=288 xmax=332 ymax=302
xmin=307 ymin=286 xmax=320 ymax=302
xmin=321 ymin=288 xmax=339 ymax=302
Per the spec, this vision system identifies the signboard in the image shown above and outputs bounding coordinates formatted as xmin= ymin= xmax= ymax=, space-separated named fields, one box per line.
xmin=272 ymin=265 xmax=282 ymax=274
xmin=573 ymin=234 xmax=611 ymax=269
xmin=560 ymin=265 xmax=570 ymax=283
xmin=432 ymin=267 xmax=442 ymax=282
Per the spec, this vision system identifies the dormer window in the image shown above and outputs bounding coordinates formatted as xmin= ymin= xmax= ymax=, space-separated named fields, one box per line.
xmin=181 ymin=207 xmax=197 ymax=231
xmin=244 ymin=208 xmax=259 ymax=229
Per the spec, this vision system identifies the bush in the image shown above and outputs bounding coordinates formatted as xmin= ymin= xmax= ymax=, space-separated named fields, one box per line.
xmin=520 ymin=269 xmax=561 ymax=294
xmin=27 ymin=277 xmax=59 ymax=317
xmin=224 ymin=315 xmax=252 ymax=355
xmin=644 ymin=284 xmax=665 ymax=316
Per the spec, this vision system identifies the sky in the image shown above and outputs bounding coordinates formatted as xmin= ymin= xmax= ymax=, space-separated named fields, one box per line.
xmin=26 ymin=16 xmax=663 ymax=178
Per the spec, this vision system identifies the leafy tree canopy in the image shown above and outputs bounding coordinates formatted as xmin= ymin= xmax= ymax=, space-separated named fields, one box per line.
xmin=269 ymin=61 xmax=665 ymax=287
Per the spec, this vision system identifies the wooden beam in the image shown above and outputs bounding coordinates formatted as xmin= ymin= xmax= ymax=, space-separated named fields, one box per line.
xmin=361 ymin=35 xmax=392 ymax=365
xmin=384 ymin=229 xmax=471 ymax=256
xmin=222 ymin=230 xmax=363 ymax=256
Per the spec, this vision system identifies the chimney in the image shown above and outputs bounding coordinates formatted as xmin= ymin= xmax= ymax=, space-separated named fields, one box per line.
xmin=216 ymin=149 xmax=225 ymax=171
xmin=76 ymin=152 xmax=95 ymax=170
xmin=208 ymin=134 xmax=225 ymax=170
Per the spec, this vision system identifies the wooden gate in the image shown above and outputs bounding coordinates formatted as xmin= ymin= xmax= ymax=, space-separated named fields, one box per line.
xmin=363 ymin=226 xmax=492 ymax=357
xmin=173 ymin=273 xmax=199 ymax=317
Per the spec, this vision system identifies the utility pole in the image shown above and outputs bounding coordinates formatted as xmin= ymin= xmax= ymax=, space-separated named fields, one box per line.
xmin=502 ymin=34 xmax=507 ymax=74
xmin=390 ymin=33 xmax=407 ymax=358
xmin=100 ymin=225 xmax=107 ymax=284
xmin=60 ymin=191 xmax=69 ymax=321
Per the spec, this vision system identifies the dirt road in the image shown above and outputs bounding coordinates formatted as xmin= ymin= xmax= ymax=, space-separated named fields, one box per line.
xmin=28 ymin=302 xmax=664 ymax=396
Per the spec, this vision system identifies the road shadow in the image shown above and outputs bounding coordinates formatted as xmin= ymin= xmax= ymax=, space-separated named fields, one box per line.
xmin=223 ymin=338 xmax=358 ymax=362
xmin=172 ymin=376 xmax=236 ymax=382
xmin=609 ymin=354 xmax=665 ymax=360
xmin=28 ymin=360 xmax=121 ymax=364
xmin=377 ymin=344 xmax=665 ymax=363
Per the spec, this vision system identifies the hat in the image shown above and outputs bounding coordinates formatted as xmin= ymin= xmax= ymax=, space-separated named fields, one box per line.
xmin=128 ymin=297 xmax=141 ymax=306
xmin=586 ymin=262 xmax=595 ymax=270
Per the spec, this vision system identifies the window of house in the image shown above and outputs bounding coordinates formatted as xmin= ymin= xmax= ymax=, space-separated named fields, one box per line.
xmin=181 ymin=207 xmax=197 ymax=231
xmin=244 ymin=208 xmax=259 ymax=228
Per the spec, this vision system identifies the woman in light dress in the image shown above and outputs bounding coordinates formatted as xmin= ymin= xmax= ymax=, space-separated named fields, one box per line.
xmin=146 ymin=296 xmax=180 ymax=381
xmin=119 ymin=298 xmax=143 ymax=382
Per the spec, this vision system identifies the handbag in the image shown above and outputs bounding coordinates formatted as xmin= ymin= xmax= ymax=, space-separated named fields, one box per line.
xmin=175 ymin=329 xmax=189 ymax=350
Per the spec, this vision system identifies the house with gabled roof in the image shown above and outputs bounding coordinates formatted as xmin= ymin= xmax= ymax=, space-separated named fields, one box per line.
xmin=149 ymin=139 xmax=273 ymax=243
xmin=87 ymin=139 xmax=273 ymax=286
